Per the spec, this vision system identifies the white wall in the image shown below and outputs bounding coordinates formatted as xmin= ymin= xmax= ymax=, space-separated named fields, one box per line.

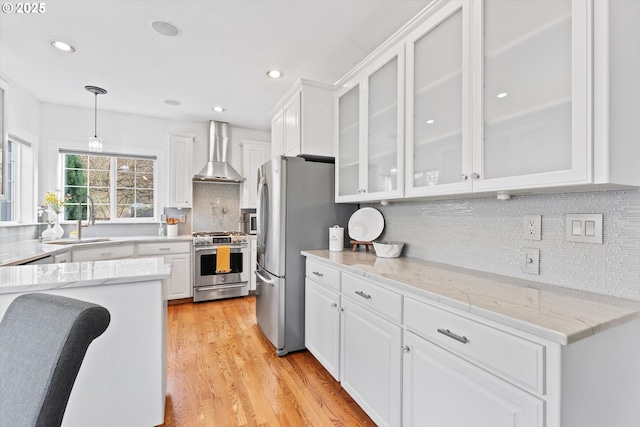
xmin=37 ymin=103 xmax=269 ymax=213
xmin=3 ymin=73 xmax=40 ymax=142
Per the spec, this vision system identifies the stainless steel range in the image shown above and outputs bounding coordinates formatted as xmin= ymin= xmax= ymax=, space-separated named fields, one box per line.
xmin=192 ymin=231 xmax=249 ymax=302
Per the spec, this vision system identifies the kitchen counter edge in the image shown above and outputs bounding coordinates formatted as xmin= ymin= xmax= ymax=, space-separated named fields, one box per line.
xmin=301 ymin=250 xmax=640 ymax=346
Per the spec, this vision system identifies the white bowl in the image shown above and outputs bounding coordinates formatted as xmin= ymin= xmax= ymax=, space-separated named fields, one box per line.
xmin=373 ymin=241 xmax=404 ymax=258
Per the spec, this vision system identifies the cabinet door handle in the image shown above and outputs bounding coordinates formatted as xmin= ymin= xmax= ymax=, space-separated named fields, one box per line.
xmin=471 ymin=172 xmax=480 ymax=180
xmin=312 ymin=271 xmax=324 ymax=277
xmin=461 ymin=174 xmax=468 ymax=181
xmin=330 ymin=302 xmax=338 ymax=308
xmin=437 ymin=328 xmax=469 ymax=344
xmin=402 ymin=345 xmax=410 ymax=354
xmin=355 ymin=290 xmax=371 ymax=300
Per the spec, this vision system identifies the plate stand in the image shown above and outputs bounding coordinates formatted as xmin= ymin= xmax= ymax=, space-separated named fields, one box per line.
xmin=350 ymin=240 xmax=375 ymax=253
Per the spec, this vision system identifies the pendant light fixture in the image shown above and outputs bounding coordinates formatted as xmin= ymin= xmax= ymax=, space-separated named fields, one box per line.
xmin=85 ymin=85 xmax=107 ymax=152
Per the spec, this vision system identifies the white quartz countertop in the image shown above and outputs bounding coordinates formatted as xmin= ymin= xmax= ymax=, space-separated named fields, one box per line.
xmin=302 ymin=250 xmax=640 ymax=345
xmin=0 ymin=235 xmax=192 ymax=267
xmin=0 ymin=257 xmax=172 ymax=295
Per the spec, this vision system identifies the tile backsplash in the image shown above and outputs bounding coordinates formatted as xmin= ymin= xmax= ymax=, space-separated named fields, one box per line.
xmin=192 ymin=182 xmax=242 ymax=232
xmin=365 ymin=189 xmax=640 ymax=301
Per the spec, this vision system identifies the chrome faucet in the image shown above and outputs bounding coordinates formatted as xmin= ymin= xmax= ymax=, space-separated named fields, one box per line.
xmin=77 ymin=195 xmax=95 ymax=241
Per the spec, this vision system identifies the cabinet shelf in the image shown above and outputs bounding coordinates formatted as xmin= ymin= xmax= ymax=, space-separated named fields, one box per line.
xmin=414 ymin=130 xmax=462 ymax=148
xmin=414 ymin=69 xmax=462 ymax=98
xmin=368 ymin=102 xmax=397 ymax=122
xmin=485 ymin=97 xmax=570 ymax=127
xmin=485 ymin=13 xmax=570 ymax=60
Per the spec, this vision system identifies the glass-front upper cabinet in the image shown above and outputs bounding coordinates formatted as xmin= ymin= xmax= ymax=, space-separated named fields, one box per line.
xmin=471 ymin=0 xmax=590 ymax=192
xmin=335 ymin=45 xmax=404 ymax=203
xmin=405 ymin=0 xmax=471 ymax=197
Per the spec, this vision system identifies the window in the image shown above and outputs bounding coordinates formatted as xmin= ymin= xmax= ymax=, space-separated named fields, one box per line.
xmin=61 ymin=151 xmax=156 ymax=221
xmin=0 ymin=137 xmax=34 ymax=223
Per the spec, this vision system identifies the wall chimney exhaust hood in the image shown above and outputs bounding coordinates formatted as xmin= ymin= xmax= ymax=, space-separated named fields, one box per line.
xmin=194 ymin=121 xmax=245 ymax=183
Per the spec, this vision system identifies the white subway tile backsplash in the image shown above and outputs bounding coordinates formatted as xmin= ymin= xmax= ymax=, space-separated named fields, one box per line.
xmin=365 ymin=189 xmax=640 ymax=301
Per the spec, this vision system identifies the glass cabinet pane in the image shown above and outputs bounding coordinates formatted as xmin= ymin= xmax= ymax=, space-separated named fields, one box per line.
xmin=338 ymin=85 xmax=360 ymax=197
xmin=368 ymin=56 xmax=399 ymax=194
xmin=483 ymin=0 xmax=572 ymax=179
xmin=412 ymin=9 xmax=463 ymax=188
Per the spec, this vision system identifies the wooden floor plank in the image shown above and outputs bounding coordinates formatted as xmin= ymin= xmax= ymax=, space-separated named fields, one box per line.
xmin=159 ymin=296 xmax=376 ymax=427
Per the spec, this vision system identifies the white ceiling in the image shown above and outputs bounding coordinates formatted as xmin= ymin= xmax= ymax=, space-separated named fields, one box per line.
xmin=0 ymin=0 xmax=430 ymax=132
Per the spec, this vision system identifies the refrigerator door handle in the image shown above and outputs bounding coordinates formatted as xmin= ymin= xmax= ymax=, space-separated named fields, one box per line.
xmin=255 ymin=270 xmax=275 ymax=286
xmin=256 ymin=175 xmax=268 ymax=250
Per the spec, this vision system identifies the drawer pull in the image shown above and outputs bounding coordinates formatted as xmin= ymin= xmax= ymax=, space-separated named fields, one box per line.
xmin=159 ymin=247 xmax=171 ymax=251
xmin=355 ymin=290 xmax=371 ymax=300
xmin=101 ymin=252 xmax=112 ymax=257
xmin=312 ymin=271 xmax=324 ymax=277
xmin=437 ymin=328 xmax=469 ymax=344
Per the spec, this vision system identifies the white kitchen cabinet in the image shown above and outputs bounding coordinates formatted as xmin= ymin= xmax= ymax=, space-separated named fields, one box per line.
xmin=335 ymin=45 xmax=405 ymax=203
xmin=168 ymin=134 xmax=194 ymax=208
xmin=269 ymin=79 xmax=334 ymax=158
xmin=241 ymin=141 xmax=271 ymax=209
xmin=469 ymin=0 xmax=589 ymax=193
xmin=72 ymin=243 xmax=135 ymax=262
xmin=137 ymin=241 xmax=192 ymax=300
xmin=405 ymin=0 xmax=472 ymax=197
xmin=53 ymin=250 xmax=72 ymax=263
xmin=304 ymin=278 xmax=340 ymax=380
xmin=402 ymin=331 xmax=543 ymax=427
xmin=340 ymin=296 xmax=402 ymax=427
xmin=270 ymin=109 xmax=284 ymax=159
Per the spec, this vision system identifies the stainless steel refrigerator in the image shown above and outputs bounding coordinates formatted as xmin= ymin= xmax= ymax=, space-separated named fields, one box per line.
xmin=255 ymin=156 xmax=356 ymax=356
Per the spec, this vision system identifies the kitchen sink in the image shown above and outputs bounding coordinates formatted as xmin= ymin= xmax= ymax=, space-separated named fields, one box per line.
xmin=45 ymin=238 xmax=111 ymax=245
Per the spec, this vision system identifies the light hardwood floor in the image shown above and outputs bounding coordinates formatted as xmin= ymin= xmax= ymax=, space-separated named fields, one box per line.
xmin=159 ymin=296 xmax=376 ymax=427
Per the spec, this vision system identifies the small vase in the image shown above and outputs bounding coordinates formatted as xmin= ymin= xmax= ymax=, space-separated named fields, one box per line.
xmin=53 ymin=214 xmax=64 ymax=239
xmin=42 ymin=224 xmax=56 ymax=241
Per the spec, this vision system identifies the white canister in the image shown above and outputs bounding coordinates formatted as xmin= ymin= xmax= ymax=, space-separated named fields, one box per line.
xmin=329 ymin=225 xmax=344 ymax=252
xmin=167 ymin=224 xmax=178 ymax=237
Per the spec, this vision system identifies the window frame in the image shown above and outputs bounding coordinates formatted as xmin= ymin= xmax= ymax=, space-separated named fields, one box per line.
xmin=0 ymin=135 xmax=35 ymax=225
xmin=58 ymin=149 xmax=159 ymax=224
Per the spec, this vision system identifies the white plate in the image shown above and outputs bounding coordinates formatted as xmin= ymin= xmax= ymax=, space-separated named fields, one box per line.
xmin=348 ymin=208 xmax=384 ymax=242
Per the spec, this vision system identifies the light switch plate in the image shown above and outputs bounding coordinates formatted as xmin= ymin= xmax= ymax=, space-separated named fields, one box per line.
xmin=522 ymin=248 xmax=540 ymax=275
xmin=523 ymin=215 xmax=542 ymax=241
xmin=565 ymin=214 xmax=603 ymax=243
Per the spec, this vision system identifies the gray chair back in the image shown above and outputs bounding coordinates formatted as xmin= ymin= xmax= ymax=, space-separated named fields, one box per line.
xmin=0 ymin=293 xmax=110 ymax=427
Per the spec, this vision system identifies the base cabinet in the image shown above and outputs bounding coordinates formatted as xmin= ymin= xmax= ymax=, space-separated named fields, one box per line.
xmin=403 ymin=331 xmax=544 ymax=427
xmin=162 ymin=254 xmax=191 ymax=300
xmin=304 ymin=278 xmax=340 ymax=380
xmin=340 ymin=297 xmax=402 ymax=427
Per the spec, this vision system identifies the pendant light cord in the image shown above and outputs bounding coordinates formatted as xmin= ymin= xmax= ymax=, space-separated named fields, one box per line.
xmin=94 ymin=93 xmax=98 ymax=138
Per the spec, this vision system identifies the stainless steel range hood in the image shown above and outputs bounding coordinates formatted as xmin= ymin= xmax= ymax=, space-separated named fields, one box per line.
xmin=193 ymin=121 xmax=245 ymax=183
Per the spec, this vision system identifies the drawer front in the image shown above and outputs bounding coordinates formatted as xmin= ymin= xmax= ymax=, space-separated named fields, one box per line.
xmin=342 ymin=273 xmax=402 ymax=323
xmin=404 ymin=297 xmax=545 ymax=395
xmin=305 ymin=259 xmax=341 ymax=292
xmin=72 ymin=244 xmax=135 ymax=262
xmin=137 ymin=241 xmax=191 ymax=256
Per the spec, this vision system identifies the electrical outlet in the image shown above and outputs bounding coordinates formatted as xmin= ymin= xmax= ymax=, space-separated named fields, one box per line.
xmin=522 ymin=248 xmax=540 ymax=275
xmin=179 ymin=214 xmax=186 ymax=223
xmin=523 ymin=215 xmax=541 ymax=241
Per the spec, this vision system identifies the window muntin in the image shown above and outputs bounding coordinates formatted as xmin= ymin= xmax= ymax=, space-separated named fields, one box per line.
xmin=62 ymin=152 xmax=156 ymax=221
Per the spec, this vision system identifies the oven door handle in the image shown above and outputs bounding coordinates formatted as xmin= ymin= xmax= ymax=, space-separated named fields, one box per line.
xmin=255 ymin=270 xmax=275 ymax=286
xmin=194 ymin=246 xmax=245 ymax=252
xmin=196 ymin=284 xmax=247 ymax=291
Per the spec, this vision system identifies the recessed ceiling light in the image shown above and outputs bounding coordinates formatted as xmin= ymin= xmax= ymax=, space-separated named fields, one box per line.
xmin=151 ymin=21 xmax=180 ymax=37
xmin=212 ymin=106 xmax=225 ymax=112
xmin=266 ymin=70 xmax=284 ymax=79
xmin=50 ymin=40 xmax=76 ymax=53
xmin=426 ymin=119 xmax=435 ymax=124
xmin=497 ymin=92 xmax=508 ymax=99
xmin=163 ymin=99 xmax=181 ymax=106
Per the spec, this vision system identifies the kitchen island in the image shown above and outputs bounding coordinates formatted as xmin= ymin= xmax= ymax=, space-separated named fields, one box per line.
xmin=0 ymin=258 xmax=171 ymax=427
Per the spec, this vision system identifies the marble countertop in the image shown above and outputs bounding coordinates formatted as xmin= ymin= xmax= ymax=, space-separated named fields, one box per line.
xmin=0 ymin=257 xmax=172 ymax=295
xmin=0 ymin=235 xmax=193 ymax=267
xmin=302 ymin=250 xmax=640 ymax=345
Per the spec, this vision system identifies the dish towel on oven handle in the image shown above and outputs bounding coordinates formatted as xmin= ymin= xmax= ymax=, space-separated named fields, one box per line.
xmin=216 ymin=245 xmax=232 ymax=273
